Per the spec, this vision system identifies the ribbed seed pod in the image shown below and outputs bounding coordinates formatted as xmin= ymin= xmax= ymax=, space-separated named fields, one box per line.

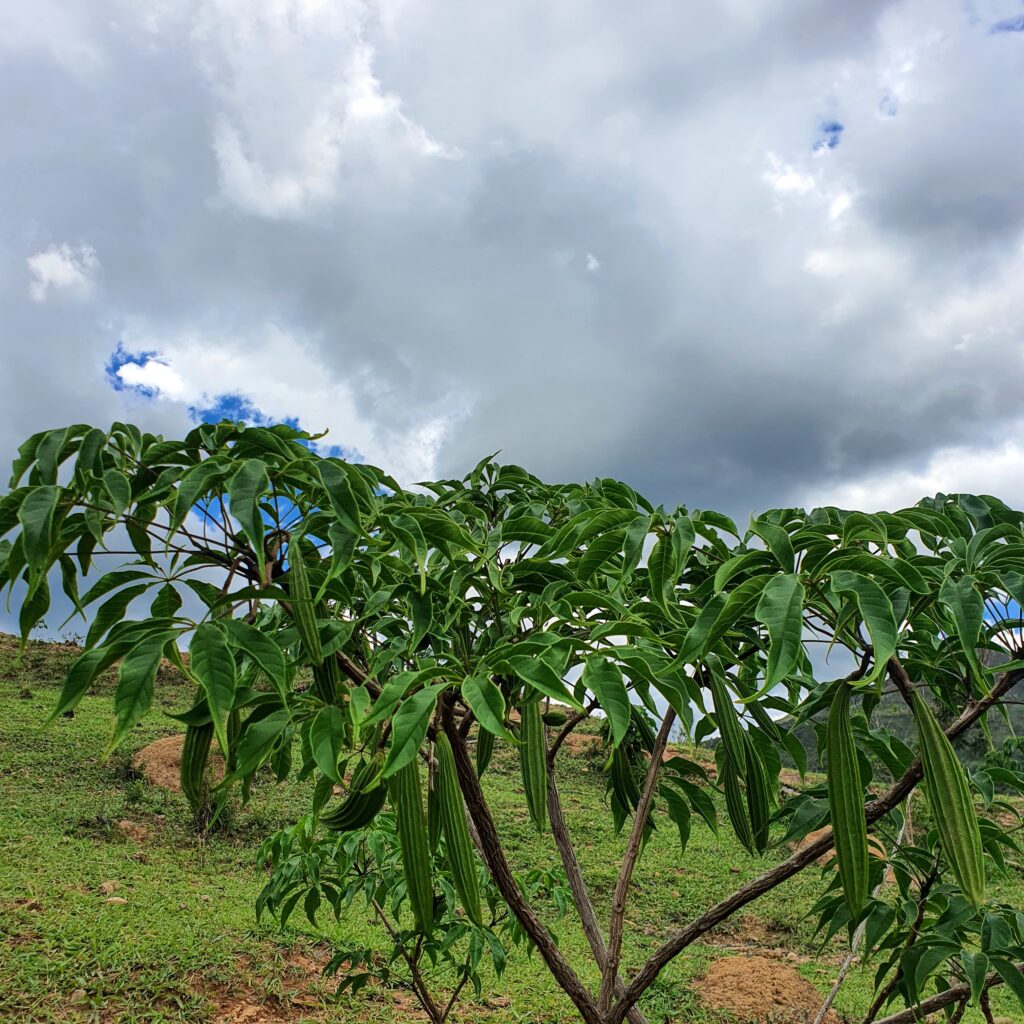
xmin=389 ymin=758 xmax=435 ymax=933
xmin=708 ymin=668 xmax=755 ymax=852
xmin=287 ymin=543 xmax=321 ymax=665
xmin=826 ymin=684 xmax=869 ymax=916
xmin=722 ymin=756 xmax=755 ymax=853
xmin=180 ymin=722 xmax=213 ymax=814
xmin=320 ymin=758 xmax=387 ymax=832
xmin=434 ymin=734 xmax=483 ymax=925
xmin=912 ymin=691 xmax=985 ymax=906
xmin=312 ymin=655 xmax=340 ymax=705
xmin=427 ymin=762 xmax=442 ymax=854
xmin=519 ymin=699 xmax=549 ymax=833
xmin=610 ymin=746 xmax=641 ymax=813
xmin=744 ymin=740 xmax=771 ymax=855
xmin=475 ymin=728 xmax=495 ymax=776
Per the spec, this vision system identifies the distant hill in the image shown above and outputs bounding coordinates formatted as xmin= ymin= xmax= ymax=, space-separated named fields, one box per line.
xmin=780 ymin=650 xmax=1024 ymax=777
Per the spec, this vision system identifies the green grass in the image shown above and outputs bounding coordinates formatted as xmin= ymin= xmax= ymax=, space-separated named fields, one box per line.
xmin=1 ymin=635 xmax=1022 ymax=1023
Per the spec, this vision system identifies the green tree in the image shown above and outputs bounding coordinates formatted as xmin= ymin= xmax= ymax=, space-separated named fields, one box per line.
xmin=2 ymin=419 xmax=1024 ymax=1024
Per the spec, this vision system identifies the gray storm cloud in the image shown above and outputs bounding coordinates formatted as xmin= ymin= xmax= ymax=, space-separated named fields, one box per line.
xmin=2 ymin=0 xmax=1024 ymax=520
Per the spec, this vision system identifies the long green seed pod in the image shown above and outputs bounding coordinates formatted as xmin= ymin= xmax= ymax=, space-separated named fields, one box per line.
xmin=321 ymin=757 xmax=387 ymax=832
xmin=744 ymin=740 xmax=771 ymax=855
xmin=180 ymin=721 xmax=213 ymax=814
xmin=389 ymin=758 xmax=435 ymax=933
xmin=708 ymin=667 xmax=755 ymax=851
xmin=519 ymin=699 xmax=549 ymax=833
xmin=826 ymin=684 xmax=869 ymax=916
xmin=287 ymin=541 xmax=322 ymax=666
xmin=312 ymin=654 xmax=340 ymax=705
xmin=912 ymin=691 xmax=985 ymax=906
xmin=427 ymin=761 xmax=442 ymax=854
xmin=475 ymin=728 xmax=495 ymax=776
xmin=434 ymin=734 xmax=483 ymax=925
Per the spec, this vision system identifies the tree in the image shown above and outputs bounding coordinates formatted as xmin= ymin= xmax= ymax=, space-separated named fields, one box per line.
xmin=2 ymin=418 xmax=1023 ymax=1024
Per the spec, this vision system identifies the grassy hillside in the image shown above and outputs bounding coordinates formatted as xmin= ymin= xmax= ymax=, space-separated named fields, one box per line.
xmin=1 ymin=635 xmax=1021 ymax=1023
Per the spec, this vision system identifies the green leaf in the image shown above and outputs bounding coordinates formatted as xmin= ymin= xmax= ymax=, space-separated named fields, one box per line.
xmin=109 ymin=634 xmax=168 ymax=751
xmin=506 ymin=655 xmax=585 ymax=712
xmin=319 ymin=461 xmax=362 ymax=533
xmin=961 ymin=951 xmax=989 ymax=1006
xmin=939 ymin=575 xmax=986 ymax=688
xmin=748 ymin=518 xmax=794 ymax=571
xmin=830 ymin=570 xmax=897 ymax=679
xmin=103 ymin=469 xmax=132 ymax=516
xmin=172 ymin=457 xmax=229 ymax=530
xmin=150 ymin=583 xmax=182 ymax=619
xmin=309 ymin=706 xmax=348 ymax=784
xmin=86 ymin=583 xmax=152 ymax=648
xmin=79 ymin=569 xmax=154 ymax=607
xmin=48 ymin=646 xmax=119 ymax=721
xmin=18 ymin=485 xmax=60 ymax=575
xmin=660 ymin=783 xmax=692 ymax=855
xmin=228 ymin=460 xmax=269 ymax=574
xmin=577 ymin=530 xmax=624 ymax=579
xmin=232 ymin=709 xmax=290 ymax=778
xmin=190 ymin=623 xmax=238 ymax=756
xmin=462 ymin=675 xmax=516 ymax=742
xmin=380 ymin=684 xmax=446 ymax=780
xmin=222 ymin=619 xmax=289 ymax=702
xmin=582 ymin=657 xmax=631 ymax=749
xmin=754 ymin=574 xmax=804 ymax=689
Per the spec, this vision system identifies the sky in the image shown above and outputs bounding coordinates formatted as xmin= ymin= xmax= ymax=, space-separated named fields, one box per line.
xmin=3 ymin=0 xmax=1024 ymax=520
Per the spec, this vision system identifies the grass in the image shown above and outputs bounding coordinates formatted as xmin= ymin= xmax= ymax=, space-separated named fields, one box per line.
xmin=1 ymin=634 xmax=1022 ymax=1023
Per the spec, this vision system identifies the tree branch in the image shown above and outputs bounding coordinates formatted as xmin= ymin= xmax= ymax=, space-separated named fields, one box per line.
xmin=871 ymin=961 xmax=1023 ymax=1024
xmin=608 ymin=668 xmax=1024 ymax=1024
xmin=440 ymin=710 xmax=603 ymax=1024
xmin=599 ymin=708 xmax=675 ymax=1014
xmin=546 ymin=769 xmax=649 ymax=1024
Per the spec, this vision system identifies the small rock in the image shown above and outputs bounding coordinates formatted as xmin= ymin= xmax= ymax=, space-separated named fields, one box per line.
xmin=103 ymin=896 xmax=128 ymax=905
xmin=98 ymin=880 xmax=120 ymax=896
xmin=67 ymin=989 xmax=88 ymax=1005
xmin=236 ymin=1005 xmax=261 ymax=1021
xmin=201 ymin=894 xmax=211 ymax=903
xmin=729 ymin=866 xmax=741 ymax=874
xmin=179 ymin=902 xmax=188 ymax=910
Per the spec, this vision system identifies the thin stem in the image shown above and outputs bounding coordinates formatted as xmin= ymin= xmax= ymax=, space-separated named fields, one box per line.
xmin=599 ymin=708 xmax=676 ymax=1014
xmin=871 ymin=961 xmax=1023 ymax=1024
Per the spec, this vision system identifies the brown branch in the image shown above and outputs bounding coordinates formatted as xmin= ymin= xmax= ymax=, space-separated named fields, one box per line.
xmin=871 ymin=961 xmax=1023 ymax=1024
xmin=599 ymin=708 xmax=676 ymax=1014
xmin=440 ymin=709 xmax=603 ymax=1024
xmin=608 ymin=667 xmax=1024 ymax=1024
xmin=546 ymin=770 xmax=649 ymax=1024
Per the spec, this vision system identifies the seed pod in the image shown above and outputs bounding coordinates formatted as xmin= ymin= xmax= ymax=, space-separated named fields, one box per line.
xmin=434 ymin=733 xmax=483 ymax=925
xmin=744 ymin=739 xmax=771 ymax=855
xmin=321 ymin=757 xmax=386 ymax=832
xmin=721 ymin=755 xmax=755 ymax=854
xmin=312 ymin=655 xmax=340 ymax=705
xmin=389 ymin=758 xmax=435 ymax=933
xmin=475 ymin=728 xmax=495 ymax=777
xmin=287 ymin=541 xmax=322 ymax=665
xmin=912 ymin=691 xmax=985 ymax=906
xmin=427 ymin=761 xmax=442 ymax=854
xmin=541 ymin=709 xmax=568 ymax=727
xmin=826 ymin=684 xmax=869 ymax=916
xmin=519 ymin=699 xmax=548 ymax=833
xmin=180 ymin=721 xmax=213 ymax=813
xmin=610 ymin=746 xmax=641 ymax=813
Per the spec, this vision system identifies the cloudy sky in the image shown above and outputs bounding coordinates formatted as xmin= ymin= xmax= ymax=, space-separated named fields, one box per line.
xmin=4 ymin=0 xmax=1024 ymax=519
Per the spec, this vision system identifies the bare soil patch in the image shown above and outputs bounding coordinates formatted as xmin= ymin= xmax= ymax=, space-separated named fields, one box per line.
xmin=133 ymin=733 xmax=224 ymax=793
xmin=695 ymin=954 xmax=839 ymax=1024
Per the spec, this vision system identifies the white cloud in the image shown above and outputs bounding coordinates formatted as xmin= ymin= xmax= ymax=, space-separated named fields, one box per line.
xmin=585 ymin=252 xmax=601 ymax=273
xmin=800 ymin=432 xmax=1024 ymax=513
xmin=196 ymin=2 xmax=455 ymax=218
xmin=26 ymin=243 xmax=99 ymax=302
xmin=113 ymin=323 xmax=464 ymax=483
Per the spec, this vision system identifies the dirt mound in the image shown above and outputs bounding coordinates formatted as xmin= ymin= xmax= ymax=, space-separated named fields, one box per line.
xmin=133 ymin=734 xmax=224 ymax=793
xmin=695 ymin=955 xmax=838 ymax=1024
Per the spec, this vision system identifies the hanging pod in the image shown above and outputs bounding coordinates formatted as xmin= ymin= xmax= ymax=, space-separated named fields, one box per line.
xmin=912 ymin=691 xmax=985 ymax=906
xmin=519 ymin=698 xmax=549 ymax=833
xmin=434 ymin=734 xmax=483 ymax=925
xmin=825 ymin=684 xmax=870 ymax=916
xmin=389 ymin=758 xmax=435 ymax=933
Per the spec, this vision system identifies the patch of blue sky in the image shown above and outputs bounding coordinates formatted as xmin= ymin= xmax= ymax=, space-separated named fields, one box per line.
xmin=878 ymin=91 xmax=898 ymax=117
xmin=814 ymin=120 xmax=844 ymax=151
xmin=105 ymin=341 xmax=160 ymax=394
